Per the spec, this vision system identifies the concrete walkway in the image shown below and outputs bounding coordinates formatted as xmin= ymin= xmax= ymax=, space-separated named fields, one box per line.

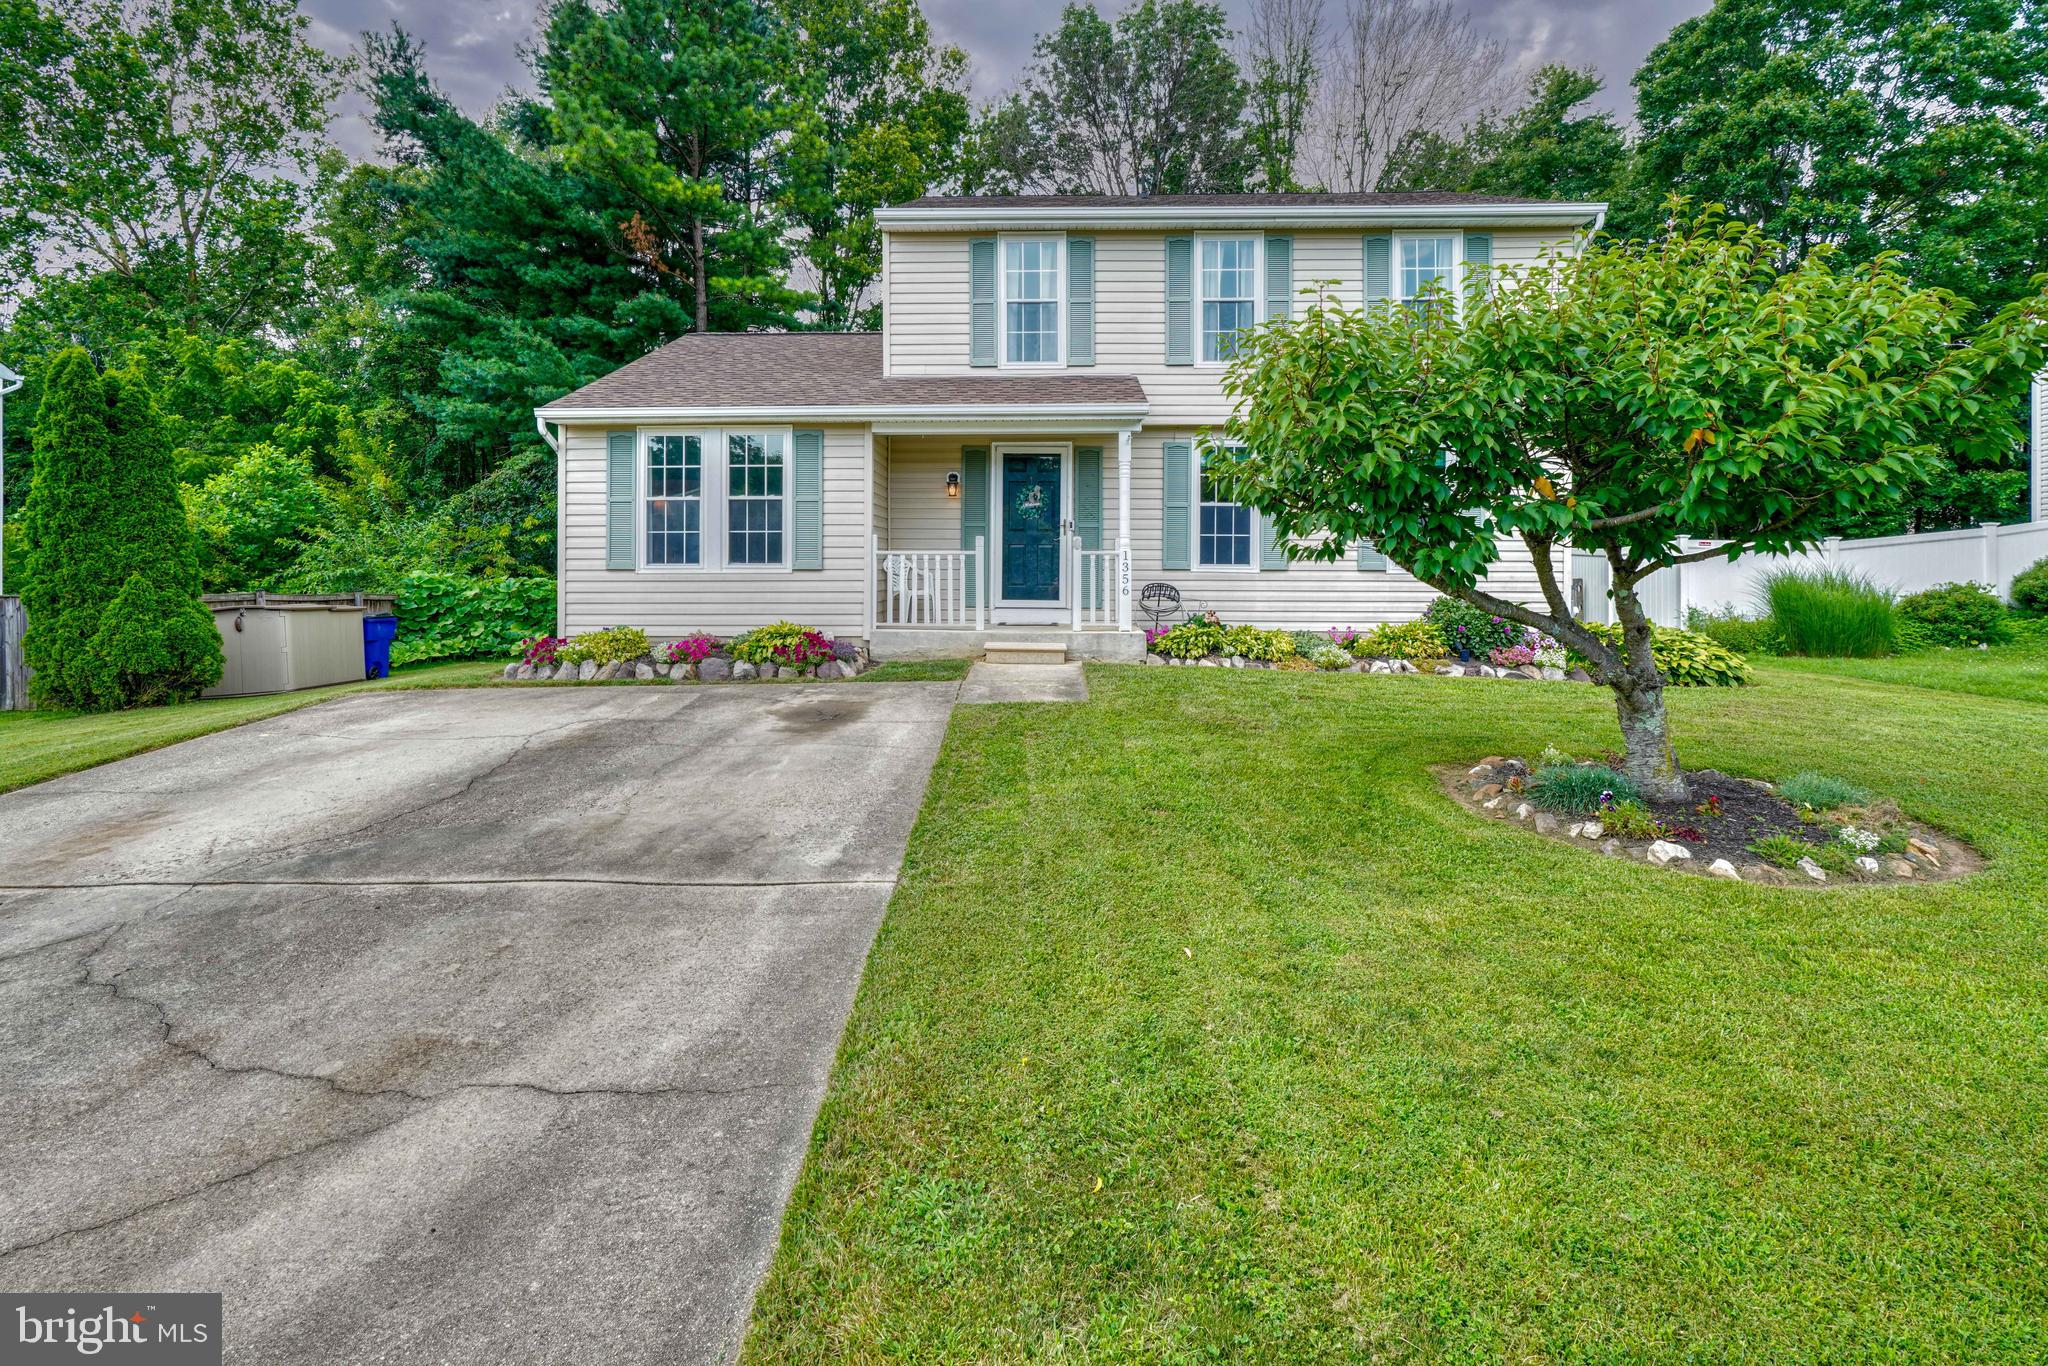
xmin=0 ymin=684 xmax=956 ymax=1364
xmin=955 ymin=661 xmax=1090 ymax=704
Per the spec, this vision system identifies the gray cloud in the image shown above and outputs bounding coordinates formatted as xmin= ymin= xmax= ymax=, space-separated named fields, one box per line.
xmin=306 ymin=0 xmax=1710 ymax=160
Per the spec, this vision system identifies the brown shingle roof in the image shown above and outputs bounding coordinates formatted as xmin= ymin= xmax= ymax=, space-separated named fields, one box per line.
xmin=895 ymin=191 xmax=1561 ymax=209
xmin=541 ymin=333 xmax=1147 ymax=412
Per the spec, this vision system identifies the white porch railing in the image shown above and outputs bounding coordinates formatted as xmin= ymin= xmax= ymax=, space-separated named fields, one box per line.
xmin=873 ymin=536 xmax=985 ymax=630
xmin=1072 ymin=537 xmax=1131 ymax=630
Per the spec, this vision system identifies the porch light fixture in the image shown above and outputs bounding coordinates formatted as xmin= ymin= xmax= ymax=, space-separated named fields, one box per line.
xmin=946 ymin=470 xmax=961 ymax=498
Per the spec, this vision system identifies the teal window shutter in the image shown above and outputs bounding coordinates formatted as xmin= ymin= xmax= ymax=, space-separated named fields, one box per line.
xmin=1356 ymin=540 xmax=1388 ymax=572
xmin=969 ymin=238 xmax=997 ymax=367
xmin=960 ymin=446 xmax=989 ymax=607
xmin=1264 ymin=234 xmax=1293 ymax=322
xmin=1164 ymin=237 xmax=1193 ymax=366
xmin=1068 ymin=237 xmax=1095 ymax=365
xmin=1363 ymin=232 xmax=1391 ymax=307
xmin=792 ymin=429 xmax=823 ymax=569
xmin=606 ymin=430 xmax=635 ymax=570
xmin=1075 ymin=446 xmax=1103 ymax=549
xmin=1161 ymin=439 xmax=1192 ymax=570
xmin=1463 ymin=231 xmax=1492 ymax=305
xmin=1259 ymin=514 xmax=1289 ymax=571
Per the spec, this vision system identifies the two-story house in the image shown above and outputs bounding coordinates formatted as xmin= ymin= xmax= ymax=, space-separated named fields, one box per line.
xmin=535 ymin=191 xmax=1608 ymax=658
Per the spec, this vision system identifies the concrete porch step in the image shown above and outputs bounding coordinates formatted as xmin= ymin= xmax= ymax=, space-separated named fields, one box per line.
xmin=981 ymin=640 xmax=1068 ymax=665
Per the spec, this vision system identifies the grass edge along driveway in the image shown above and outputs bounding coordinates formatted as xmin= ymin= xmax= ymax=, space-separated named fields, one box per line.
xmin=743 ymin=662 xmax=2048 ymax=1361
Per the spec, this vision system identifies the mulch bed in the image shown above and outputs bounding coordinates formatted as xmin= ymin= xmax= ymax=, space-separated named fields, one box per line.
xmin=1439 ymin=757 xmax=1977 ymax=886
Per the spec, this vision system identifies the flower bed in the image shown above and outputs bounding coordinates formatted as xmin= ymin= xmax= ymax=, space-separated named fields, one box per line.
xmin=1442 ymin=752 xmax=1973 ymax=885
xmin=500 ymin=624 xmax=870 ymax=684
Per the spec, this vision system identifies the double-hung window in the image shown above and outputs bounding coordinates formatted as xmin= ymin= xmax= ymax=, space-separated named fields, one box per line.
xmin=1197 ymin=444 xmax=1254 ymax=568
xmin=1396 ymin=235 xmax=1459 ymax=319
xmin=646 ymin=433 xmax=703 ymax=566
xmin=1199 ymin=237 xmax=1259 ymax=362
xmin=1002 ymin=237 xmax=1062 ymax=364
xmin=726 ymin=431 xmax=786 ymax=566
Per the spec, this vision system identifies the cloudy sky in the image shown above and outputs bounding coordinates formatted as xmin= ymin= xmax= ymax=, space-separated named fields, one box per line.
xmin=303 ymin=0 xmax=1713 ymax=160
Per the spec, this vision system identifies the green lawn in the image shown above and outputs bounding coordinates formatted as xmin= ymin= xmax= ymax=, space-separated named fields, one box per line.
xmin=744 ymin=662 xmax=2048 ymax=1360
xmin=0 ymin=659 xmax=502 ymax=795
xmin=1758 ymin=635 xmax=2048 ymax=705
xmin=853 ymin=657 xmax=972 ymax=683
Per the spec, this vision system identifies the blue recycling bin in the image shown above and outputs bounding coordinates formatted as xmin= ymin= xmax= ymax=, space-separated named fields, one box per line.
xmin=362 ymin=614 xmax=398 ymax=679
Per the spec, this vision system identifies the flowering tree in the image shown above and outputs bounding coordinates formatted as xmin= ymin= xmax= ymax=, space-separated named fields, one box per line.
xmin=1221 ymin=208 xmax=2047 ymax=798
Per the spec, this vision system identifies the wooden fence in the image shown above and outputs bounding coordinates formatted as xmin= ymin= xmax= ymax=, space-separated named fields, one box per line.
xmin=1 ymin=596 xmax=25 ymax=711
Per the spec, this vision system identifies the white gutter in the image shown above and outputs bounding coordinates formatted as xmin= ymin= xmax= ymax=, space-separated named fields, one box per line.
xmin=535 ymin=400 xmax=1151 ymax=424
xmin=875 ymin=202 xmax=1607 ymax=233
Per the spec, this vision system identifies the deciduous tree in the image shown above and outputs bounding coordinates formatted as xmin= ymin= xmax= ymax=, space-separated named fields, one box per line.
xmin=1221 ymin=210 xmax=2048 ymax=797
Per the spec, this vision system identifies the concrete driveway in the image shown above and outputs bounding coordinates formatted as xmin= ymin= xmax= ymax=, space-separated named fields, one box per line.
xmin=0 ymin=684 xmax=955 ymax=1363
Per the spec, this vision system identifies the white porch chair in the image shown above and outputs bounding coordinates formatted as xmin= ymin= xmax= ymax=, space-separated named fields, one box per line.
xmin=884 ymin=552 xmax=931 ymax=626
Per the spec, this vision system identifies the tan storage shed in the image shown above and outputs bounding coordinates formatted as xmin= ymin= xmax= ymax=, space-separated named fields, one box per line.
xmin=201 ymin=593 xmax=396 ymax=698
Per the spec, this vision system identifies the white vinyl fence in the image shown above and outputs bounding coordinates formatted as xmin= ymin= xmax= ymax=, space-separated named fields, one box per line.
xmin=1570 ymin=520 xmax=2048 ymax=628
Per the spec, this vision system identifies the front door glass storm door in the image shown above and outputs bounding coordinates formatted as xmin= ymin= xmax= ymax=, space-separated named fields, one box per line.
xmin=1001 ymin=453 xmax=1062 ymax=601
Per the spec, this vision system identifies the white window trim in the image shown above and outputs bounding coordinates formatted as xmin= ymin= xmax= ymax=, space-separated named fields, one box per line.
xmin=636 ymin=425 xmax=795 ymax=574
xmin=996 ymin=232 xmax=1066 ymax=370
xmin=1195 ymin=234 xmax=1263 ymax=369
xmin=1392 ymin=231 xmax=1465 ymax=320
xmin=1192 ymin=440 xmax=1259 ymax=573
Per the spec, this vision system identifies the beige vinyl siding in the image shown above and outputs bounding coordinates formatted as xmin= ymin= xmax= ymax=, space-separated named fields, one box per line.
xmin=882 ymin=228 xmax=1581 ymax=424
xmin=559 ymin=422 xmax=871 ymax=638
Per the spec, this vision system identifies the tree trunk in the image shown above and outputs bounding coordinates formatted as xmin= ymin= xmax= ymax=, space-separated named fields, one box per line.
xmin=1611 ymin=581 xmax=1687 ymax=801
xmin=692 ymin=216 xmax=708 ymax=333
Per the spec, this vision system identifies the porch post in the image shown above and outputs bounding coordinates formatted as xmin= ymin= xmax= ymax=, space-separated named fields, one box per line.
xmin=864 ymin=429 xmax=877 ymax=638
xmin=1116 ymin=429 xmax=1133 ymax=631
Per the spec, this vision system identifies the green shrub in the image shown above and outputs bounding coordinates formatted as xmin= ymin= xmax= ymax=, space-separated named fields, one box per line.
xmin=1600 ymin=799 xmax=1667 ymax=841
xmin=1686 ymin=607 xmax=1782 ymax=656
xmin=1356 ymin=619 xmax=1450 ymax=662
xmin=1150 ymin=618 xmax=1226 ymax=658
xmin=729 ymin=621 xmax=836 ymax=667
xmin=556 ymin=625 xmax=652 ymax=666
xmin=1289 ymin=631 xmax=1350 ymax=669
xmin=1573 ymin=623 xmax=1751 ymax=687
xmin=1424 ymin=596 xmax=1518 ymax=656
xmin=1528 ymin=763 xmax=1638 ymax=815
xmin=1776 ymin=772 xmax=1872 ymax=811
xmin=1221 ymin=624 xmax=1296 ymax=661
xmin=1748 ymin=833 xmax=1813 ymax=868
xmin=185 ymin=443 xmax=333 ymax=592
xmin=19 ymin=349 xmax=223 ymax=709
xmin=1895 ymin=581 xmax=2011 ymax=647
xmin=2012 ymin=557 xmax=2048 ymax=616
xmin=394 ymin=572 xmax=557 ymax=665
xmin=1760 ymin=567 xmax=1896 ymax=657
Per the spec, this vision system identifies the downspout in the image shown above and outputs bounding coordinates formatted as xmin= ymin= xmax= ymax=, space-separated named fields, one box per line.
xmin=536 ymin=415 xmax=566 ymax=636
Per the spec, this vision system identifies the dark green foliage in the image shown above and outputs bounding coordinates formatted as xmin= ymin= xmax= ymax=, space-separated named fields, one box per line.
xmin=1575 ymin=624 xmax=1754 ymax=687
xmin=1776 ymin=772 xmax=1872 ymax=811
xmin=1761 ymin=568 xmax=1898 ymax=658
xmin=394 ymin=572 xmax=557 ymax=666
xmin=1528 ymin=763 xmax=1639 ymax=815
xmin=185 ymin=445 xmax=334 ymax=592
xmin=1424 ymin=596 xmax=1518 ymax=656
xmin=19 ymin=348 xmax=121 ymax=707
xmin=968 ymin=0 xmax=1252 ymax=194
xmin=81 ymin=573 xmax=225 ymax=707
xmin=2012 ymin=557 xmax=2048 ymax=615
xmin=19 ymin=348 xmax=221 ymax=709
xmin=1382 ymin=66 xmax=1631 ymax=206
xmin=1896 ymin=582 xmax=2014 ymax=647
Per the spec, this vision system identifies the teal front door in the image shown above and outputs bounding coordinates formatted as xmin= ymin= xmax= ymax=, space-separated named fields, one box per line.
xmin=1001 ymin=453 xmax=1062 ymax=602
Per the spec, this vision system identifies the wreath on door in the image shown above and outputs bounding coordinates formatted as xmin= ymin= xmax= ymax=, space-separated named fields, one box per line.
xmin=1012 ymin=483 xmax=1049 ymax=524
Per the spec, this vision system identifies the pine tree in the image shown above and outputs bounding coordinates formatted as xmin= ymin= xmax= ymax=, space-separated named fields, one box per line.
xmin=19 ymin=348 xmax=120 ymax=708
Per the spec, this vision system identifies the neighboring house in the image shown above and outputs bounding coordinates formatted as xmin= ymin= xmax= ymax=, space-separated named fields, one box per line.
xmin=536 ymin=192 xmax=1608 ymax=657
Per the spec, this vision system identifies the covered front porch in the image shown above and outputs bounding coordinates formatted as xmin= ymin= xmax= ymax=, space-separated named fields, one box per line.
xmin=864 ymin=421 xmax=1142 ymax=651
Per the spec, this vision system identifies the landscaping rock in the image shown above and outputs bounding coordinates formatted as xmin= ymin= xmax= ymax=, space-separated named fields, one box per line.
xmin=1796 ymin=856 xmax=1828 ymax=883
xmin=1516 ymin=665 xmax=1543 ymax=681
xmin=1744 ymin=864 xmax=1790 ymax=885
xmin=1907 ymin=836 xmax=1938 ymax=858
xmin=817 ymin=660 xmax=846 ymax=680
xmin=513 ymin=664 xmax=536 ymax=681
xmin=1483 ymin=796 xmax=1505 ymax=810
xmin=502 ymin=662 xmax=522 ymax=680
xmin=1198 ymin=657 xmax=1219 ymax=667
xmin=1886 ymin=858 xmax=1916 ymax=878
xmin=1475 ymin=783 xmax=1503 ymax=800
xmin=1369 ymin=660 xmax=1391 ymax=673
xmin=1540 ymin=667 xmax=1565 ymax=681
xmin=697 ymin=657 xmax=731 ymax=682
xmin=759 ymin=662 xmax=779 ymax=678
xmin=634 ymin=663 xmax=655 ymax=681
xmin=1436 ymin=665 xmax=1459 ymax=676
xmin=1855 ymin=855 xmax=1882 ymax=875
xmin=732 ymin=661 xmax=758 ymax=680
xmin=1497 ymin=759 xmax=1528 ymax=778
xmin=1600 ymin=838 xmax=1622 ymax=857
xmin=1646 ymin=840 xmax=1692 ymax=865
xmin=1513 ymin=802 xmax=1533 ymax=821
xmin=1707 ymin=858 xmax=1741 ymax=880
xmin=1533 ymin=812 xmax=1559 ymax=835
xmin=1146 ymin=653 xmax=1167 ymax=665
xmin=1567 ymin=669 xmax=1593 ymax=683
xmin=577 ymin=660 xmax=598 ymax=681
